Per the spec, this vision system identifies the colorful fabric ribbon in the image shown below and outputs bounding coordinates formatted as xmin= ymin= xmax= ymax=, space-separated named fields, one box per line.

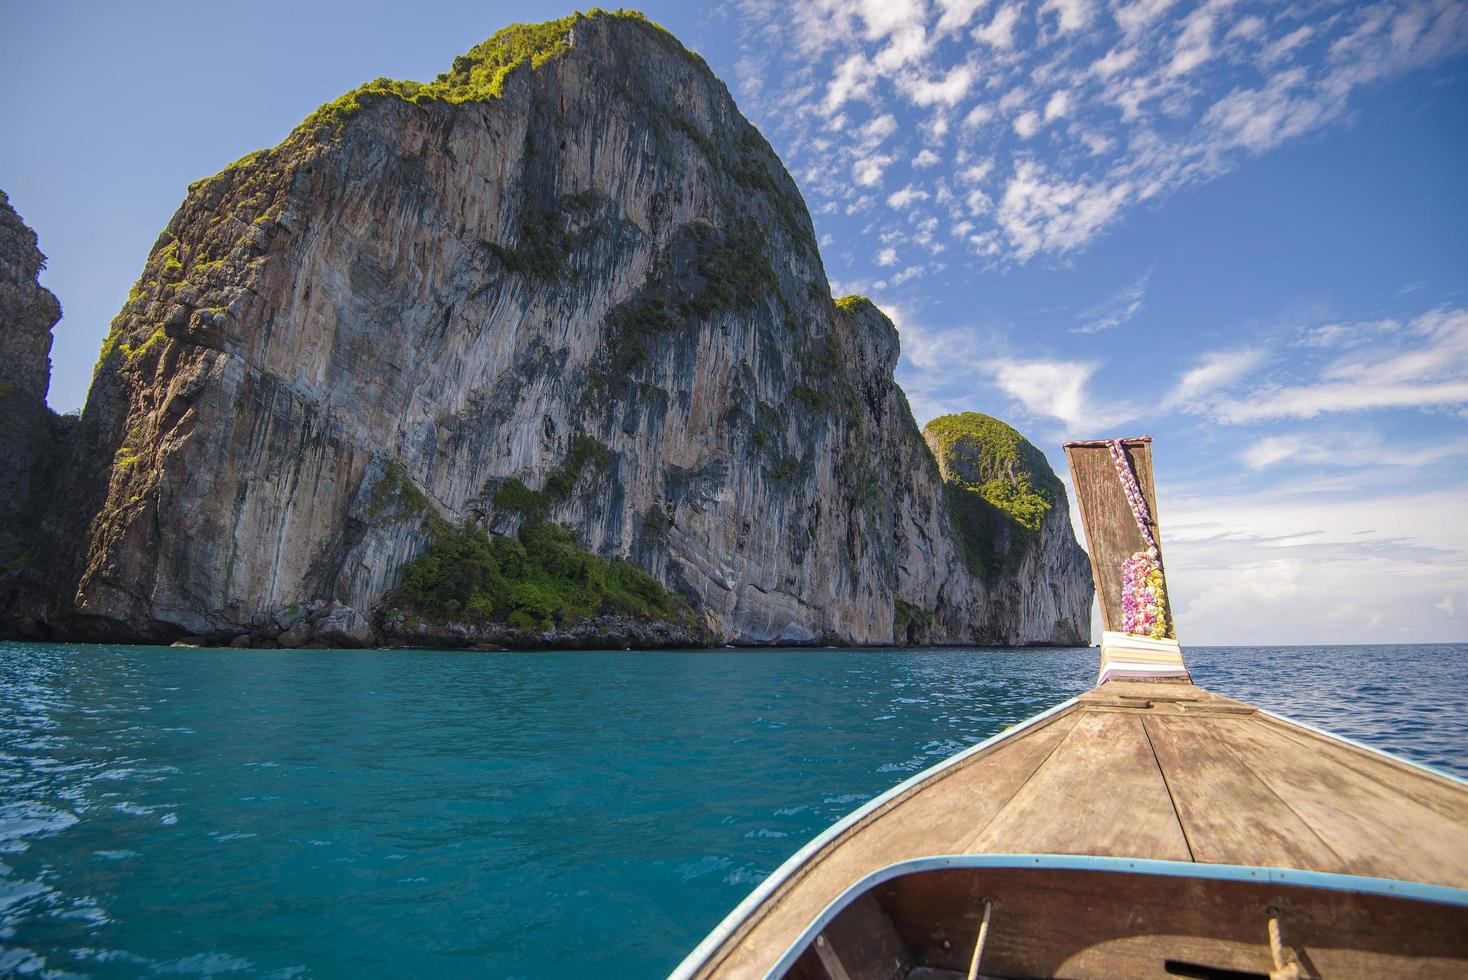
xmin=1108 ymin=439 xmax=1156 ymax=551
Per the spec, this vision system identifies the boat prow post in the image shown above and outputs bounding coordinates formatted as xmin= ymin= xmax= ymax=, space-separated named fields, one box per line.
xmin=1063 ymin=436 xmax=1189 ymax=686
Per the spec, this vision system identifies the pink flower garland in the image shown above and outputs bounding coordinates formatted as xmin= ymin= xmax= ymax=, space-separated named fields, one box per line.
xmin=1110 ymin=440 xmax=1170 ymax=639
xmin=1121 ymin=548 xmax=1169 ymax=639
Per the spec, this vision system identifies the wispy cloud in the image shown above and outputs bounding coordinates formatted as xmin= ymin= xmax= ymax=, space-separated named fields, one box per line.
xmin=1074 ymin=270 xmax=1149 ymax=334
xmin=1210 ymin=307 xmax=1468 ymax=422
xmin=1242 ymin=432 xmax=1468 ymax=470
xmin=1163 ymin=348 xmax=1267 ymax=411
xmin=733 ymin=0 xmax=1468 ymax=263
xmin=985 ymin=358 xmax=1121 ymax=431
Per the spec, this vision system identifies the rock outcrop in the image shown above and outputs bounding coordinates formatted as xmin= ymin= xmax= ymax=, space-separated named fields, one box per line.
xmin=4 ymin=11 xmax=1091 ymax=647
xmin=920 ymin=412 xmax=1092 ymax=645
xmin=0 ymin=192 xmax=75 ymax=635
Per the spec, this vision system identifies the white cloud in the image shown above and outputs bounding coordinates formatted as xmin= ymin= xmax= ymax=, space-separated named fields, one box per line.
xmin=1217 ymin=380 xmax=1468 ymax=423
xmin=737 ymin=0 xmax=1468 ymax=263
xmin=1168 ymin=8 xmax=1216 ymax=75
xmin=986 ymin=358 xmax=1126 ymax=431
xmin=1042 ymin=0 xmax=1095 ymax=33
xmin=1165 ymin=487 xmax=1468 ymax=644
xmin=1438 ymin=595 xmax=1459 ymax=618
xmin=1263 ymin=25 xmax=1316 ymax=66
xmin=1091 ymin=45 xmax=1139 ymax=77
xmin=854 ymin=0 xmax=927 ymax=43
xmin=876 ymin=246 xmax=899 ymax=266
xmin=1201 ymin=69 xmax=1331 ymax=154
xmin=823 ymin=54 xmax=876 ymax=115
xmin=874 ymin=25 xmax=932 ymax=73
xmin=1114 ymin=0 xmax=1178 ymax=35
xmin=1163 ymin=349 xmax=1266 ymax=411
xmin=912 ymin=148 xmax=942 ymax=168
xmin=1242 ymin=433 xmax=1468 ymax=471
xmin=888 ymin=184 xmax=932 ymax=209
xmin=852 ymin=153 xmax=895 ymax=186
xmin=996 ymin=160 xmax=1132 ymax=259
xmin=1228 ymin=14 xmax=1265 ymax=41
xmin=1013 ymin=110 xmax=1043 ymax=138
xmin=1043 ymin=89 xmax=1073 ymax=121
xmin=936 ymin=0 xmax=990 ymax=35
xmin=899 ymin=64 xmax=976 ymax=106
xmin=856 ymin=112 xmax=898 ymax=147
xmin=961 ymin=103 xmax=995 ymax=129
xmin=973 ymin=4 xmax=1021 ymax=48
xmin=958 ymin=160 xmax=994 ymax=184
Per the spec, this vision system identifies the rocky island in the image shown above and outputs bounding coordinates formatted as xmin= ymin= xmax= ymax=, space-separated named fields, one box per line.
xmin=0 ymin=11 xmax=1091 ymax=649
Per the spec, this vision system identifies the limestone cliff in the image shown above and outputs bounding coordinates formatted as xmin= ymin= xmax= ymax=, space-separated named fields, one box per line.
xmin=7 ymin=11 xmax=1091 ymax=647
xmin=0 ymin=192 xmax=74 ymax=634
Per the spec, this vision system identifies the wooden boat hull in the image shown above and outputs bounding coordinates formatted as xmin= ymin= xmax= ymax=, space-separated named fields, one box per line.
xmin=672 ymin=681 xmax=1468 ymax=979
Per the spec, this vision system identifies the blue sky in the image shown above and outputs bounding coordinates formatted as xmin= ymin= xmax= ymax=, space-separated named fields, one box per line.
xmin=2 ymin=0 xmax=1466 ymax=644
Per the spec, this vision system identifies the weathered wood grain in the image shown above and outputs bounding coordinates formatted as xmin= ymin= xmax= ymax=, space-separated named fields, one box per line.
xmin=964 ymin=710 xmax=1191 ymax=860
xmin=1143 ymin=714 xmax=1345 ymax=870
xmin=1193 ymin=715 xmax=1468 ymax=888
xmin=1063 ymin=439 xmax=1174 ymax=636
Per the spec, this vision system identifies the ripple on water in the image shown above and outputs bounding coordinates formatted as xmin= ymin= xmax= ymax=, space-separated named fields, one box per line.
xmin=0 ymin=641 xmax=1463 ymax=979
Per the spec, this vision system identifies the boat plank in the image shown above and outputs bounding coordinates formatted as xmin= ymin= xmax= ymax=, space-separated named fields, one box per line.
xmin=964 ymin=710 xmax=1190 ymax=860
xmin=698 ymin=711 xmax=1082 ymax=980
xmin=1256 ymin=713 xmax=1468 ymax=821
xmin=1194 ymin=715 xmax=1468 ymax=888
xmin=1143 ymin=714 xmax=1346 ymax=871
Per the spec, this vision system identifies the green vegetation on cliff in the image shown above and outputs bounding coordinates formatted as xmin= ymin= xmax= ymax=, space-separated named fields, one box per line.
xmin=389 ymin=436 xmax=693 ymax=631
xmin=393 ymin=521 xmax=693 ymax=631
xmin=302 ymin=9 xmax=706 ymax=133
xmin=924 ymin=412 xmax=1063 ymax=580
xmin=598 ymin=221 xmax=781 ymax=377
xmin=893 ymin=598 xmax=934 ymax=641
xmin=925 ymin=412 xmax=1061 ymax=530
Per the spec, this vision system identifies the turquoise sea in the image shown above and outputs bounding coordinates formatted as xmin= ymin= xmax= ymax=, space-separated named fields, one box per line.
xmin=2 ymin=642 xmax=1464 ymax=977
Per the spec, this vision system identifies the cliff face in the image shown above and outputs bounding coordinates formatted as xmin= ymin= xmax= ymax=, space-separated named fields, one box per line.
xmin=0 ymin=192 xmax=73 ymax=634
xmin=13 ymin=12 xmax=1091 ymax=646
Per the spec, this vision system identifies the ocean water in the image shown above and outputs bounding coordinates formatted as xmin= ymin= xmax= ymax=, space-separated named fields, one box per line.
xmin=1 ymin=642 xmax=1464 ymax=978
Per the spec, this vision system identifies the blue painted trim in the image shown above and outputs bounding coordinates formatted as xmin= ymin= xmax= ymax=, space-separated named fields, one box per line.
xmin=764 ymin=854 xmax=1468 ymax=979
xmin=666 ymin=695 xmax=1084 ymax=980
xmin=1255 ymin=706 xmax=1468 ymax=786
